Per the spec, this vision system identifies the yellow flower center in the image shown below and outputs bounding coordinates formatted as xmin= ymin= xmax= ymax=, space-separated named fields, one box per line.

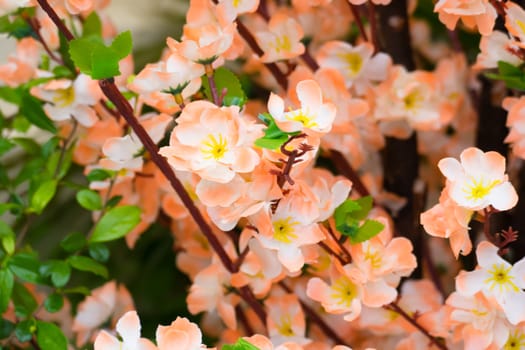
xmin=484 ymin=263 xmax=519 ymax=293
xmin=232 ymin=0 xmax=241 ymax=7
xmin=53 ymin=86 xmax=75 ymax=108
xmin=505 ymin=330 xmax=525 ymax=350
xmin=201 ymin=134 xmax=228 ymax=160
xmin=285 ymin=108 xmax=318 ymax=128
xmin=403 ymin=90 xmax=423 ymax=111
xmin=516 ymin=19 xmax=525 ymax=35
xmin=272 ymin=217 xmax=299 ymax=243
xmin=364 ymin=248 xmax=382 ymax=270
xmin=276 ymin=314 xmax=294 ymax=337
xmin=463 ymin=178 xmax=500 ymax=201
xmin=339 ymin=52 xmax=363 ymax=77
xmin=272 ymin=35 xmax=292 ymax=53
xmin=330 ymin=277 xmax=358 ymax=308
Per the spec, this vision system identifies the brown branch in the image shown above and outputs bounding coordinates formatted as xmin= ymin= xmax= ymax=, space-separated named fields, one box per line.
xmin=36 ymin=0 xmax=74 ymax=41
xmin=328 ymin=149 xmax=370 ymax=197
xmin=347 ymin=3 xmax=369 ymax=42
xmin=386 ymin=302 xmax=447 ymax=350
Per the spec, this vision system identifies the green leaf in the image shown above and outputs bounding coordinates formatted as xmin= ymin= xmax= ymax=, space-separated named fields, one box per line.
xmin=498 ymin=61 xmax=522 ymax=76
xmin=223 ymin=338 xmax=260 ymax=350
xmin=68 ymin=35 xmax=103 ymax=75
xmin=44 ymin=293 xmax=64 ymax=313
xmin=41 ymin=137 xmax=60 ymax=158
xmin=350 ymin=219 xmax=384 ymax=244
xmin=202 ymin=67 xmax=247 ymax=107
xmin=254 ymin=113 xmax=299 ymax=150
xmin=50 ymin=261 xmax=71 ymax=288
xmin=12 ymin=137 xmax=41 ymax=155
xmin=89 ymin=205 xmax=141 ymax=243
xmin=91 ymin=45 xmax=121 ymax=80
xmin=0 ymin=15 xmax=33 ymax=39
xmin=352 ymin=196 xmax=373 ymax=221
xmin=110 ymin=30 xmax=133 ymax=60
xmin=20 ymin=93 xmax=57 ymax=133
xmin=0 ymin=269 xmax=14 ymax=314
xmin=30 ymin=179 xmax=58 ymax=214
xmin=105 ymin=195 xmax=123 ymax=208
xmin=62 ymin=286 xmax=91 ymax=295
xmin=76 ymin=189 xmax=103 ymax=211
xmin=8 ymin=253 xmax=43 ymax=284
xmin=0 ymin=221 xmax=15 ymax=255
xmin=60 ymin=232 xmax=87 ymax=252
xmin=0 ymin=86 xmax=22 ymax=104
xmin=36 ymin=321 xmax=68 ymax=350
xmin=254 ymin=135 xmax=288 ymax=150
xmin=88 ymin=243 xmax=110 ymax=262
xmin=0 ymin=318 xmax=15 ymax=339
xmin=68 ymin=255 xmax=108 ymax=278
xmin=15 ymin=319 xmax=35 ymax=343
xmin=0 ymin=138 xmax=14 ymax=156
xmin=12 ymin=282 xmax=38 ymax=317
xmin=82 ymin=12 xmax=102 ymax=37
xmin=87 ymin=168 xmax=114 ymax=182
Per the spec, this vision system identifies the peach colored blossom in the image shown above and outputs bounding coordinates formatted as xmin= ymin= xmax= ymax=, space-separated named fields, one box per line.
xmin=456 ymin=241 xmax=525 ymax=325
xmin=255 ymin=12 xmax=305 ymax=63
xmin=446 ymin=291 xmax=509 ymax=350
xmin=316 ymin=41 xmax=391 ymax=95
xmin=434 ymin=0 xmax=497 ymax=36
xmin=503 ymin=96 xmax=525 ymax=160
xmin=156 ymin=317 xmax=206 ymax=350
xmin=438 ymin=147 xmax=518 ymax=211
xmin=159 ymin=100 xmax=262 ymax=184
xmin=0 ymin=37 xmax=40 ymax=87
xmin=73 ymin=281 xmax=134 ymax=346
xmin=474 ymin=30 xmax=521 ymax=70
xmin=31 ymin=74 xmax=102 ymax=127
xmin=505 ymin=2 xmax=525 ymax=49
xmin=266 ymin=294 xmax=310 ymax=346
xmin=94 ymin=311 xmax=157 ymax=350
xmin=217 ymin=0 xmax=259 ymax=18
xmin=420 ymin=184 xmax=473 ymax=258
xmin=268 ymin=79 xmax=336 ymax=134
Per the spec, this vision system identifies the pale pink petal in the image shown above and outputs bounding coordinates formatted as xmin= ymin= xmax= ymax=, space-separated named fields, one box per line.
xmin=438 ymin=157 xmax=463 ymax=181
xmin=94 ymin=331 xmax=121 ymax=350
xmin=455 ymin=269 xmax=485 ymax=296
xmin=502 ymin=291 xmax=525 ymax=325
xmin=116 ymin=311 xmax=141 ymax=345
xmin=487 ymin=182 xmax=518 ymax=211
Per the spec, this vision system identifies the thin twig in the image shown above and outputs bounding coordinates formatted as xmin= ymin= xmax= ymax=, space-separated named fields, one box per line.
xmin=347 ymin=3 xmax=369 ymax=42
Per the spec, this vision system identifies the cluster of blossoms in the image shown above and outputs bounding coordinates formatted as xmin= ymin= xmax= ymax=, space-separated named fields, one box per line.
xmin=4 ymin=0 xmax=525 ymax=349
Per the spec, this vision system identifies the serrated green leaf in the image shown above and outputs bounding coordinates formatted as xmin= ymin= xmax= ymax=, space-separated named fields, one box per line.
xmin=254 ymin=113 xmax=299 ymax=150
xmin=68 ymin=255 xmax=108 ymax=278
xmin=43 ymin=293 xmax=64 ymax=313
xmin=20 ymin=93 xmax=57 ymax=133
xmin=110 ymin=30 xmax=133 ymax=60
xmin=60 ymin=232 xmax=87 ymax=252
xmin=202 ymin=67 xmax=246 ymax=107
xmin=222 ymin=338 xmax=260 ymax=350
xmin=36 ymin=321 xmax=67 ymax=350
xmin=69 ymin=35 xmax=103 ymax=74
xmin=350 ymin=219 xmax=384 ymax=244
xmin=30 ymin=179 xmax=58 ymax=214
xmin=14 ymin=319 xmax=35 ymax=343
xmin=76 ymin=189 xmax=103 ymax=211
xmin=12 ymin=282 xmax=38 ymax=317
xmin=8 ymin=253 xmax=43 ymax=284
xmin=88 ymin=243 xmax=110 ymax=262
xmin=82 ymin=12 xmax=102 ymax=37
xmin=91 ymin=45 xmax=121 ymax=79
xmin=0 ymin=318 xmax=15 ymax=339
xmin=58 ymin=33 xmax=76 ymax=74
xmin=89 ymin=205 xmax=141 ymax=243
xmin=352 ymin=196 xmax=373 ymax=221
xmin=498 ymin=60 xmax=522 ymax=76
xmin=254 ymin=135 xmax=288 ymax=150
xmin=0 ymin=269 xmax=14 ymax=314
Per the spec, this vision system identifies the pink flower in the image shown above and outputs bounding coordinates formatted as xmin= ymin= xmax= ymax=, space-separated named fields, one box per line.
xmin=156 ymin=317 xmax=206 ymax=350
xmin=434 ymin=0 xmax=497 ymax=36
xmin=268 ymin=79 xmax=336 ymax=134
xmin=159 ymin=100 xmax=262 ymax=183
xmin=255 ymin=12 xmax=305 ymax=63
xmin=94 ymin=311 xmax=157 ymax=350
xmin=438 ymin=147 xmax=518 ymax=211
xmin=266 ymin=294 xmax=310 ymax=346
xmin=455 ymin=241 xmax=525 ymax=325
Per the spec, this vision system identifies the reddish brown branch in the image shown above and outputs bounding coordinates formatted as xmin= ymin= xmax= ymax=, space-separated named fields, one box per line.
xmin=36 ymin=0 xmax=74 ymax=41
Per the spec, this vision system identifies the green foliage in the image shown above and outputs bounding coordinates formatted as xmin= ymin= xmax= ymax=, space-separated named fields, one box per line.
xmin=60 ymin=232 xmax=87 ymax=252
xmin=334 ymin=196 xmax=384 ymax=244
xmin=14 ymin=319 xmax=35 ymax=343
xmin=8 ymin=253 xmax=44 ymax=284
xmin=89 ymin=243 xmax=110 ymax=262
xmin=254 ymin=113 xmax=300 ymax=150
xmin=76 ymin=189 xmax=103 ymax=211
xmin=20 ymin=92 xmax=57 ymax=133
xmin=0 ymin=14 xmax=33 ymax=39
xmin=36 ymin=321 xmax=68 ymax=350
xmin=43 ymin=293 xmax=64 ymax=313
xmin=201 ymin=67 xmax=247 ymax=107
xmin=29 ymin=179 xmax=58 ymax=214
xmin=0 ymin=221 xmax=15 ymax=255
xmin=68 ymin=255 xmax=108 ymax=278
xmin=0 ymin=318 xmax=15 ymax=340
xmin=89 ymin=205 xmax=141 ymax=243
xmin=486 ymin=61 xmax=525 ymax=91
xmin=0 ymin=269 xmax=14 ymax=314
xmin=69 ymin=30 xmax=133 ymax=79
xmin=87 ymin=168 xmax=114 ymax=182
xmin=11 ymin=282 xmax=38 ymax=317
xmin=223 ymin=338 xmax=260 ymax=350
xmin=82 ymin=12 xmax=102 ymax=37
